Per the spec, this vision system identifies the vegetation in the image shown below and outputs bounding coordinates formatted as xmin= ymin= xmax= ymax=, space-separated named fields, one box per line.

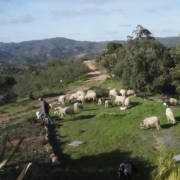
xmin=1 ymin=25 xmax=180 ymax=179
xmin=96 ymin=25 xmax=180 ymax=96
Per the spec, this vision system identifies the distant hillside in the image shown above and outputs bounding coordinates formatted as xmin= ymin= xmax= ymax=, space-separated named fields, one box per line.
xmin=0 ymin=36 xmax=179 ymax=66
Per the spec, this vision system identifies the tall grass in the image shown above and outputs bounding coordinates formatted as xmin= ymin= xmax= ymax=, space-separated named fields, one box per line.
xmin=151 ymin=137 xmax=180 ymax=180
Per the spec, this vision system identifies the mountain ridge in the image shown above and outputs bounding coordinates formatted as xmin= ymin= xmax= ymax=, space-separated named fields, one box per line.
xmin=0 ymin=36 xmax=179 ymax=66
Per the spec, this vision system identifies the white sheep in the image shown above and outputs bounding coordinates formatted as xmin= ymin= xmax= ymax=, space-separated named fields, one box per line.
xmin=120 ymin=106 xmax=127 ymax=110
xmin=87 ymin=90 xmax=96 ymax=94
xmin=36 ymin=111 xmax=40 ymax=119
xmin=140 ymin=116 xmax=160 ymax=130
xmin=58 ymin=95 xmax=66 ymax=105
xmin=126 ymin=90 xmax=136 ymax=96
xmin=109 ymin=89 xmax=118 ymax=98
xmin=74 ymin=102 xmax=84 ymax=111
xmin=98 ymin=98 xmax=102 ymax=105
xmin=169 ymin=98 xmax=178 ymax=106
xmin=124 ymin=97 xmax=130 ymax=107
xmin=165 ymin=107 xmax=176 ymax=124
xmin=85 ymin=92 xmax=97 ymax=101
xmin=77 ymin=95 xmax=85 ymax=104
xmin=77 ymin=90 xmax=85 ymax=96
xmin=56 ymin=107 xmax=75 ymax=119
xmin=104 ymin=100 xmax=113 ymax=108
xmin=114 ymin=96 xmax=126 ymax=106
xmin=69 ymin=93 xmax=78 ymax=103
xmin=120 ymin=89 xmax=126 ymax=96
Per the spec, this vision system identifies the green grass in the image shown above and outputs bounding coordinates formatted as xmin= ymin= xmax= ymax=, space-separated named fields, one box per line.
xmin=53 ymin=97 xmax=180 ymax=180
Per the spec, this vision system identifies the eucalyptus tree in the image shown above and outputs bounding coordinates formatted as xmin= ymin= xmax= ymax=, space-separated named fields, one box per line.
xmin=118 ymin=25 xmax=174 ymax=93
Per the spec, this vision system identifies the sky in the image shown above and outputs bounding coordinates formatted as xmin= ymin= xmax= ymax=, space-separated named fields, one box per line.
xmin=0 ymin=0 xmax=180 ymax=43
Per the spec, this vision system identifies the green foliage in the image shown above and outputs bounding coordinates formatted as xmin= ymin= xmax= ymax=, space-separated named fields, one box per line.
xmin=150 ymin=139 xmax=180 ymax=180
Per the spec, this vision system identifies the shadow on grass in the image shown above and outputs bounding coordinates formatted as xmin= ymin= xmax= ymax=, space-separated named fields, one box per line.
xmin=161 ymin=122 xmax=179 ymax=129
xmin=129 ymin=102 xmax=142 ymax=109
xmin=76 ymin=115 xmax=96 ymax=120
xmin=63 ymin=150 xmax=153 ymax=180
xmin=82 ymin=108 xmax=99 ymax=111
xmin=175 ymin=116 xmax=180 ymax=122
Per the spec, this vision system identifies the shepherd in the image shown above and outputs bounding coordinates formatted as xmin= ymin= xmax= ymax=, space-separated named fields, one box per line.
xmin=38 ymin=97 xmax=53 ymax=124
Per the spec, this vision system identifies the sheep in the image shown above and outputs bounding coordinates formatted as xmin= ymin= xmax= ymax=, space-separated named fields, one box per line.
xmin=169 ymin=98 xmax=178 ymax=106
xmin=105 ymin=100 xmax=114 ymax=108
xmin=98 ymin=98 xmax=103 ymax=105
xmin=165 ymin=107 xmax=176 ymax=124
xmin=120 ymin=106 xmax=127 ymax=110
xmin=74 ymin=102 xmax=84 ymax=111
xmin=118 ymin=162 xmax=139 ymax=180
xmin=55 ymin=107 xmax=75 ymax=120
xmin=76 ymin=90 xmax=85 ymax=96
xmin=126 ymin=90 xmax=136 ymax=96
xmin=69 ymin=93 xmax=78 ymax=103
xmin=58 ymin=95 xmax=66 ymax=105
xmin=114 ymin=96 xmax=126 ymax=106
xmin=109 ymin=89 xmax=118 ymax=98
xmin=124 ymin=97 xmax=130 ymax=107
xmin=140 ymin=116 xmax=160 ymax=130
xmin=85 ymin=92 xmax=97 ymax=101
xmin=54 ymin=107 xmax=62 ymax=115
xmin=120 ymin=89 xmax=126 ymax=96
xmin=77 ymin=95 xmax=85 ymax=104
xmin=87 ymin=90 xmax=96 ymax=94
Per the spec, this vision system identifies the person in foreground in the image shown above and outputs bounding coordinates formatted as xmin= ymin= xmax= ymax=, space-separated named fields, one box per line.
xmin=38 ymin=97 xmax=53 ymax=124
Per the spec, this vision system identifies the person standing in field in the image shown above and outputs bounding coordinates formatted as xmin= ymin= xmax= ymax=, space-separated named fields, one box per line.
xmin=38 ymin=97 xmax=53 ymax=124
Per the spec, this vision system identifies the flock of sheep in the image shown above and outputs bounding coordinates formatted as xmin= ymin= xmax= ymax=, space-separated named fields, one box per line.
xmin=35 ymin=88 xmax=178 ymax=131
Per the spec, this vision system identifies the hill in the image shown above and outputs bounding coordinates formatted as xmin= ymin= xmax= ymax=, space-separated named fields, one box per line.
xmin=0 ymin=36 xmax=179 ymax=66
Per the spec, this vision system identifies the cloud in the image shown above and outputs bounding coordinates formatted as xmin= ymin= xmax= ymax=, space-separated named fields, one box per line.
xmin=52 ymin=8 xmax=108 ymax=17
xmin=145 ymin=6 xmax=172 ymax=13
xmin=121 ymin=24 xmax=131 ymax=27
xmin=0 ymin=15 xmax=34 ymax=25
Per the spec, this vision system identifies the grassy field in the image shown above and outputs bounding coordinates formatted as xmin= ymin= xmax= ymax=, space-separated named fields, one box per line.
xmin=52 ymin=95 xmax=180 ymax=180
xmin=1 ymin=76 xmax=180 ymax=179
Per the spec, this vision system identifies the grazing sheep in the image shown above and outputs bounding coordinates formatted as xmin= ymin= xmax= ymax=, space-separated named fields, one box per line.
xmin=69 ymin=93 xmax=78 ymax=103
xmin=169 ymin=98 xmax=178 ymax=106
xmin=126 ymin=90 xmax=136 ymax=96
xmin=124 ymin=97 xmax=130 ymax=107
xmin=55 ymin=107 xmax=75 ymax=119
xmin=105 ymin=100 xmax=114 ymax=108
xmin=114 ymin=96 xmax=126 ymax=106
xmin=166 ymin=107 xmax=176 ymax=124
xmin=85 ymin=92 xmax=97 ymax=101
xmin=74 ymin=102 xmax=84 ymax=111
xmin=87 ymin=90 xmax=96 ymax=94
xmin=77 ymin=95 xmax=85 ymax=104
xmin=118 ymin=162 xmax=139 ymax=180
xmin=77 ymin=90 xmax=85 ymax=96
xmin=58 ymin=95 xmax=66 ymax=105
xmin=140 ymin=116 xmax=160 ymax=130
xmin=120 ymin=89 xmax=126 ymax=96
xmin=109 ymin=89 xmax=118 ymax=98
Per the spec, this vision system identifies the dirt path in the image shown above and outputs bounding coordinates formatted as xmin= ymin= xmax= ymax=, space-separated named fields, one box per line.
xmin=0 ymin=60 xmax=109 ymax=124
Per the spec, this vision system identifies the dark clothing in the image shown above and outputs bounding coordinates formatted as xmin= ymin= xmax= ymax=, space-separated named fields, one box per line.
xmin=40 ymin=100 xmax=50 ymax=114
xmin=39 ymin=100 xmax=53 ymax=124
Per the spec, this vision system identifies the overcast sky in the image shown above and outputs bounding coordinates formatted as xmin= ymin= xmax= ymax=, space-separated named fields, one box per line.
xmin=0 ymin=0 xmax=179 ymax=43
